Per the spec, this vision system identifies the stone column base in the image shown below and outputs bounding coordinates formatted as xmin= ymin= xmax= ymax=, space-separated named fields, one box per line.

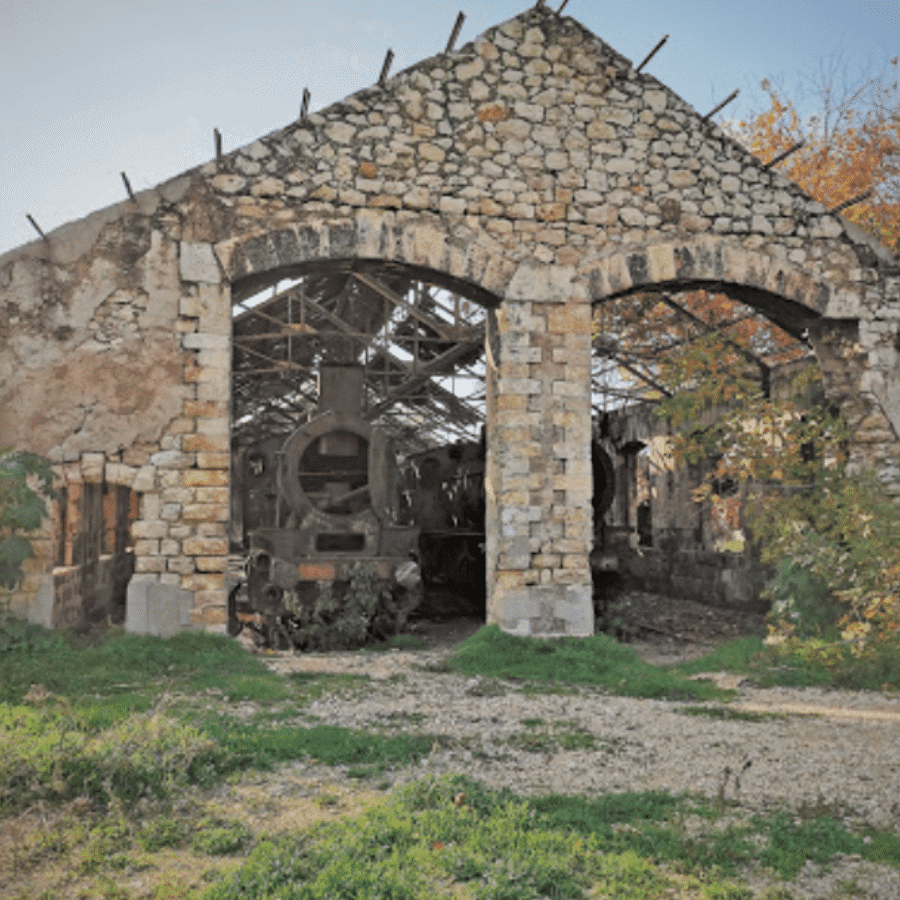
xmin=125 ymin=580 xmax=194 ymax=638
xmin=492 ymin=584 xmax=593 ymax=637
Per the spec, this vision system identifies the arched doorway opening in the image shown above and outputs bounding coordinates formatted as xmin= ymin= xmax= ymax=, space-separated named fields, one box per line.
xmin=228 ymin=259 xmax=497 ymax=645
xmin=590 ymin=279 xmax=825 ymax=628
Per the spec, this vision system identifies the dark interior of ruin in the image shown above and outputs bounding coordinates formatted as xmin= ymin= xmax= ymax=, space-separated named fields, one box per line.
xmin=219 ymin=258 xmax=814 ymax=645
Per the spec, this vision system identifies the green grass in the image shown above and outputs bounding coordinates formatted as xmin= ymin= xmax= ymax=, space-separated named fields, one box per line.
xmin=201 ymin=775 xmax=754 ymax=900
xmin=0 ymin=621 xmax=290 ymax=713
xmin=449 ymin=625 xmax=728 ymax=700
xmin=201 ymin=717 xmax=438 ymax=775
xmin=0 ymin=620 xmax=432 ymax=815
xmin=674 ymin=634 xmax=900 ymax=693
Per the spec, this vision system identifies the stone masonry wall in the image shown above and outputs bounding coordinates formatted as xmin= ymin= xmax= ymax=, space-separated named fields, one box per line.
xmin=1 ymin=5 xmax=898 ymax=636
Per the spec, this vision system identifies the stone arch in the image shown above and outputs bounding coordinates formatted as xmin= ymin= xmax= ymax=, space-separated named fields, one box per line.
xmin=217 ymin=211 xmax=521 ymax=309
xmin=584 ymin=237 xmax=899 ymax=473
xmin=584 ymin=236 xmax=860 ymax=320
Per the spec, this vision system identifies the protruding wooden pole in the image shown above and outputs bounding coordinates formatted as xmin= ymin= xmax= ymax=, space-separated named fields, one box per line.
xmin=121 ymin=171 xmax=136 ymax=201
xmin=702 ymin=89 xmax=739 ymax=122
xmin=763 ymin=140 xmax=805 ymax=170
xmin=445 ymin=11 xmax=465 ymax=52
xmin=557 ymin=0 xmax=571 ymax=13
xmin=300 ymin=87 xmax=311 ymax=121
xmin=379 ymin=49 xmax=394 ymax=86
xmin=830 ymin=189 xmax=873 ymax=214
xmin=635 ymin=35 xmax=668 ymax=73
xmin=26 ymin=214 xmax=47 ymax=240
xmin=214 ymin=127 xmax=222 ymax=160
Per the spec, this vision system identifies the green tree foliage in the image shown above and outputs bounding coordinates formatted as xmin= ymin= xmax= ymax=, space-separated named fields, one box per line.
xmin=654 ymin=337 xmax=900 ymax=680
xmin=0 ymin=449 xmax=55 ymax=592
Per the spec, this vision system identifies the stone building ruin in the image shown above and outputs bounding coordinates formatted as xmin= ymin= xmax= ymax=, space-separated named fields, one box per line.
xmin=1 ymin=4 xmax=898 ymax=639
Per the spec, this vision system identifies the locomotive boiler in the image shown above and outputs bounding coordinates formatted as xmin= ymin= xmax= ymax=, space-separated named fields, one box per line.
xmin=231 ymin=365 xmax=421 ymax=645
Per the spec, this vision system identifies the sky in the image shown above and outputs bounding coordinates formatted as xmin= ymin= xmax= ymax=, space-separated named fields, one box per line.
xmin=2 ymin=0 xmax=898 ymax=256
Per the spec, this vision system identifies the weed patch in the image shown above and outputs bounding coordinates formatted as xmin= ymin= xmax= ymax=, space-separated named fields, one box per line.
xmin=201 ymin=717 xmax=437 ymax=774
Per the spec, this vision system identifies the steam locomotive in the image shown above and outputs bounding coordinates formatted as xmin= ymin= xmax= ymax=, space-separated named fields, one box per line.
xmin=230 ymin=365 xmax=421 ymax=645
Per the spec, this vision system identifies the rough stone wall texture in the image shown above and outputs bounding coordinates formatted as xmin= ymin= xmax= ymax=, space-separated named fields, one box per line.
xmin=1 ymin=6 xmax=898 ymax=636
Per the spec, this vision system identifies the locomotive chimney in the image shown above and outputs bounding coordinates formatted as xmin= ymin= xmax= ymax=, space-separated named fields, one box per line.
xmin=317 ymin=364 xmax=365 ymax=416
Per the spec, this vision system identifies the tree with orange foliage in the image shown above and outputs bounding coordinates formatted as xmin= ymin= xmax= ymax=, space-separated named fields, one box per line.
xmin=730 ymin=53 xmax=900 ymax=250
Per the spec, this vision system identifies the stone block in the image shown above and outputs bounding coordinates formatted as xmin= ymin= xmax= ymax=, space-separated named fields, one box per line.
xmin=183 ymin=572 xmax=226 ymax=591
xmin=184 ymin=400 xmax=228 ymax=418
xmin=183 ymin=536 xmax=229 ymax=556
xmin=194 ymin=556 xmax=227 ymax=573
xmin=182 ymin=332 xmax=229 ymax=350
xmin=126 ymin=580 xmax=194 ymax=638
xmin=194 ymin=487 xmax=230 ymax=504
xmin=183 ymin=469 xmax=229 ymax=487
xmin=133 ymin=466 xmax=157 ymax=492
xmin=180 ymin=242 xmax=222 ymax=284
xmin=182 ymin=433 xmax=228 ymax=453
xmin=134 ymin=556 xmax=167 ymax=574
xmin=183 ymin=503 xmax=229 ymax=523
xmin=130 ymin=520 xmax=169 ymax=539
xmin=547 ymin=304 xmax=591 ymax=334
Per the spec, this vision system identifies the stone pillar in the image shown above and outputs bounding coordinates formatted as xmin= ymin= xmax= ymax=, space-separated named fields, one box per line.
xmin=126 ymin=240 xmax=232 ymax=634
xmin=485 ymin=290 xmax=594 ymax=637
xmin=808 ymin=317 xmax=900 ymax=483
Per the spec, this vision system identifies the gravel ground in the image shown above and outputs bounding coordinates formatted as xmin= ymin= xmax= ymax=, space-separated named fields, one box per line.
xmin=249 ymin=623 xmax=900 ymax=900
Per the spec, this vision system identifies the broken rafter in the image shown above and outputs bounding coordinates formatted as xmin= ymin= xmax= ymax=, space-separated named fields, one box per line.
xmin=121 ymin=171 xmax=136 ymax=201
xmin=445 ymin=11 xmax=465 ymax=52
xmin=702 ymin=89 xmax=739 ymax=122
xmin=379 ymin=49 xmax=395 ymax=86
xmin=763 ymin=140 xmax=805 ymax=170
xmin=829 ymin=190 xmax=873 ymax=214
xmin=300 ymin=88 xmax=311 ymax=122
xmin=635 ymin=35 xmax=668 ymax=74
xmin=26 ymin=214 xmax=47 ymax=240
xmin=651 ymin=293 xmax=771 ymax=378
xmin=595 ymin=348 xmax=672 ymax=397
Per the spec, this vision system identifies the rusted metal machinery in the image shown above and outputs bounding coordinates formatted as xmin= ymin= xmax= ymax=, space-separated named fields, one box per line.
xmin=401 ymin=436 xmax=487 ymax=617
xmin=231 ymin=365 xmax=421 ymax=646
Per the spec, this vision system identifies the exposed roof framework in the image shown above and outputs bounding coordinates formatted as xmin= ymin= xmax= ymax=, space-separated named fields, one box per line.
xmin=231 ymin=262 xmax=487 ymax=453
xmin=232 ymin=261 xmax=817 ymax=453
xmin=591 ymin=289 xmax=815 ymax=413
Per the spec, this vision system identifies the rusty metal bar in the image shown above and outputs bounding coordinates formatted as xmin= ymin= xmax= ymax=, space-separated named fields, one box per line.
xmin=379 ymin=49 xmax=394 ymax=86
xmin=121 ymin=171 xmax=136 ymax=201
xmin=351 ymin=272 xmax=459 ymax=341
xmin=763 ymin=140 xmax=805 ymax=170
xmin=445 ymin=11 xmax=465 ymax=52
xmin=702 ymin=89 xmax=739 ymax=122
xmin=26 ymin=214 xmax=47 ymax=240
xmin=829 ymin=189 xmax=873 ymax=214
xmin=635 ymin=34 xmax=668 ymax=73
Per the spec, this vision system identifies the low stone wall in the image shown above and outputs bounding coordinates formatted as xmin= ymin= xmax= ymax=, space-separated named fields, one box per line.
xmin=619 ymin=546 xmax=770 ymax=613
